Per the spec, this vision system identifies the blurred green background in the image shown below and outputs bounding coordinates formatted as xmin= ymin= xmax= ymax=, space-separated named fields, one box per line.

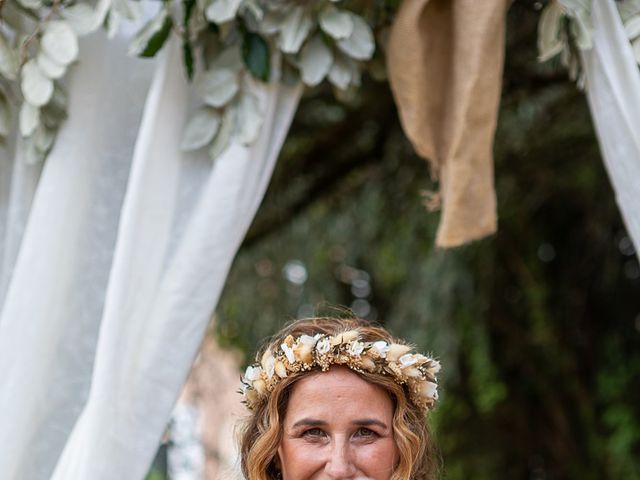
xmin=151 ymin=2 xmax=640 ymax=479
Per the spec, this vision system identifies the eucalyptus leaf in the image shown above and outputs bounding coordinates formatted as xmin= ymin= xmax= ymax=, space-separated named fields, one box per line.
xmin=211 ymin=46 xmax=244 ymax=73
xmin=538 ymin=2 xmax=565 ymax=61
xmin=209 ymin=106 xmax=235 ymax=159
xmin=22 ymin=137 xmax=45 ymax=165
xmin=181 ymin=107 xmax=221 ymax=151
xmin=336 ymin=14 xmax=375 ymax=60
xmin=21 ymin=60 xmax=54 ymax=107
xmin=17 ymin=0 xmax=42 ymax=9
xmin=0 ymin=34 xmax=19 ymax=81
xmin=319 ymin=5 xmax=353 ymax=40
xmin=260 ymin=11 xmax=283 ymax=35
xmin=242 ymin=32 xmax=270 ymax=81
xmin=278 ymin=6 xmax=313 ymax=54
xmin=19 ymin=102 xmax=40 ymax=137
xmin=42 ymin=21 xmax=79 ymax=66
xmin=625 ymin=15 xmax=640 ymax=40
xmin=205 ymin=0 xmax=242 ymax=24
xmin=633 ymin=37 xmax=640 ymax=63
xmin=0 ymin=93 xmax=11 ymax=137
xmin=37 ymin=51 xmax=66 ymax=79
xmin=33 ymin=125 xmax=55 ymax=152
xmin=328 ymin=54 xmax=353 ymax=90
xmin=298 ymin=35 xmax=333 ymax=87
xmin=236 ymin=91 xmax=263 ymax=145
xmin=199 ymin=68 xmax=239 ymax=107
xmin=63 ymin=3 xmax=104 ymax=36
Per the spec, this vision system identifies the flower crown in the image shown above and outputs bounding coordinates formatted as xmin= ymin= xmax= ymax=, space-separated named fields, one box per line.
xmin=240 ymin=330 xmax=440 ymax=413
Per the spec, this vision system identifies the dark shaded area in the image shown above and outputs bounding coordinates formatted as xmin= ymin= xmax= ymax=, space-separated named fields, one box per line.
xmin=216 ymin=3 xmax=640 ymax=479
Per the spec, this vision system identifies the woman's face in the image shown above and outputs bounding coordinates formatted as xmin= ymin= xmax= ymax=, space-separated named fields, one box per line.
xmin=277 ymin=367 xmax=398 ymax=480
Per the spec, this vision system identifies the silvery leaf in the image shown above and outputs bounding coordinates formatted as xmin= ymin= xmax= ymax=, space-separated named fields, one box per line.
xmin=209 ymin=106 xmax=235 ymax=159
xmin=199 ymin=68 xmax=239 ymax=107
xmin=336 ymin=14 xmax=374 ymax=60
xmin=19 ymin=102 xmax=40 ymax=137
xmin=625 ymin=15 xmax=640 ymax=40
xmin=42 ymin=21 xmax=79 ymax=66
xmin=34 ymin=125 xmax=55 ymax=152
xmin=569 ymin=13 xmax=592 ymax=49
xmin=278 ymin=6 xmax=313 ymax=54
xmin=18 ymin=0 xmax=42 ymax=9
xmin=299 ymin=35 xmax=333 ymax=86
xmin=211 ymin=45 xmax=244 ymax=73
xmin=0 ymin=35 xmax=19 ymax=81
xmin=319 ymin=5 xmax=353 ymax=40
xmin=37 ymin=50 xmax=66 ymax=79
xmin=243 ymin=0 xmax=264 ymax=22
xmin=328 ymin=54 xmax=352 ymax=90
xmin=181 ymin=107 xmax=221 ymax=151
xmin=0 ymin=94 xmax=10 ymax=136
xmin=236 ymin=91 xmax=263 ymax=145
xmin=111 ymin=0 xmax=142 ymax=21
xmin=63 ymin=2 xmax=106 ymax=36
xmin=538 ymin=2 xmax=564 ymax=61
xmin=22 ymin=137 xmax=45 ymax=165
xmin=21 ymin=60 xmax=54 ymax=107
xmin=106 ymin=11 xmax=122 ymax=39
xmin=633 ymin=37 xmax=640 ymax=63
xmin=205 ymin=0 xmax=242 ymax=24
xmin=260 ymin=10 xmax=283 ymax=35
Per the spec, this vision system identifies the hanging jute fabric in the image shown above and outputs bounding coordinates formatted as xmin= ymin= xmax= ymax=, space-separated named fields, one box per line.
xmin=387 ymin=0 xmax=510 ymax=247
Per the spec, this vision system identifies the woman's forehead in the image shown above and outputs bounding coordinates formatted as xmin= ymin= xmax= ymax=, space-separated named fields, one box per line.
xmin=284 ymin=367 xmax=394 ymax=421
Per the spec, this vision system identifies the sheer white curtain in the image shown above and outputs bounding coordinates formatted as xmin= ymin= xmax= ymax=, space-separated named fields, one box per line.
xmin=0 ymin=27 xmax=301 ymax=480
xmin=582 ymin=0 xmax=640 ymax=258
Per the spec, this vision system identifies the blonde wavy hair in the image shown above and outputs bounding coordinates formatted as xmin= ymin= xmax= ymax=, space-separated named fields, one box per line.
xmin=238 ymin=317 xmax=441 ymax=480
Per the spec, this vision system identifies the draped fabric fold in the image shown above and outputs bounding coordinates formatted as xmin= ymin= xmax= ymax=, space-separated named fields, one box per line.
xmin=0 ymin=30 xmax=301 ymax=480
xmin=387 ymin=0 xmax=509 ymax=247
xmin=581 ymin=0 xmax=640 ymax=258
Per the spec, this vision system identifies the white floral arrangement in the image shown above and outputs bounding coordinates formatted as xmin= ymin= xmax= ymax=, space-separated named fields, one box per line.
xmin=538 ymin=0 xmax=640 ymax=83
xmin=240 ymin=330 xmax=441 ymax=413
xmin=0 ymin=0 xmax=383 ymax=164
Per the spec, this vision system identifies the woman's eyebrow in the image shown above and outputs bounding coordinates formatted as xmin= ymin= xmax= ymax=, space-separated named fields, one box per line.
xmin=291 ymin=418 xmax=328 ymax=428
xmin=351 ymin=418 xmax=389 ymax=429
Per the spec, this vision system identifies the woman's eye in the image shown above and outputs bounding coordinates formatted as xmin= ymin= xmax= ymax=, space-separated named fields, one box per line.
xmin=354 ymin=427 xmax=377 ymax=438
xmin=302 ymin=428 xmax=325 ymax=438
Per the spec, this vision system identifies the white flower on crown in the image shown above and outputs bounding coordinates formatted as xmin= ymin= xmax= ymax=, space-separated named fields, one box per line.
xmin=316 ymin=337 xmax=331 ymax=354
xmin=371 ymin=340 xmax=389 ymax=358
xmin=399 ymin=353 xmax=417 ymax=368
xmin=281 ymin=342 xmax=296 ymax=364
xmin=420 ymin=381 xmax=438 ymax=400
xmin=244 ymin=365 xmax=262 ymax=382
xmin=261 ymin=351 xmax=276 ymax=379
xmin=349 ymin=340 xmax=365 ymax=357
xmin=300 ymin=334 xmax=321 ymax=346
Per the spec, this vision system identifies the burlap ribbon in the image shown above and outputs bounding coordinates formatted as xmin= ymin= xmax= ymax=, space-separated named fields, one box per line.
xmin=387 ymin=0 xmax=509 ymax=247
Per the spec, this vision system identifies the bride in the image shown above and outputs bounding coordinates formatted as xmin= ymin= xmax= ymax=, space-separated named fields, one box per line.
xmin=237 ymin=316 xmax=441 ymax=480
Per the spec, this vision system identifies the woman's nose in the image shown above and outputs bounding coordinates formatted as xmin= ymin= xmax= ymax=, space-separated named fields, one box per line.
xmin=324 ymin=439 xmax=357 ymax=478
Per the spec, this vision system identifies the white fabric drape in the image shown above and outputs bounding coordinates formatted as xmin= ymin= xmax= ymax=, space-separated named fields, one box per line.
xmin=0 ymin=29 xmax=301 ymax=480
xmin=582 ymin=0 xmax=640 ymax=258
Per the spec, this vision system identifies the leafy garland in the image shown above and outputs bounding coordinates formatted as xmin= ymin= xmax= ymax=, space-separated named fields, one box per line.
xmin=0 ymin=0 xmax=391 ymax=164
xmin=2 ymin=0 xmax=638 ymax=165
xmin=538 ymin=0 xmax=640 ymax=84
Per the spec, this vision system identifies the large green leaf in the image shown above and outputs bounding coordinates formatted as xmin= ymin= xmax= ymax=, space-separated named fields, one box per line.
xmin=242 ymin=31 xmax=270 ymax=82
